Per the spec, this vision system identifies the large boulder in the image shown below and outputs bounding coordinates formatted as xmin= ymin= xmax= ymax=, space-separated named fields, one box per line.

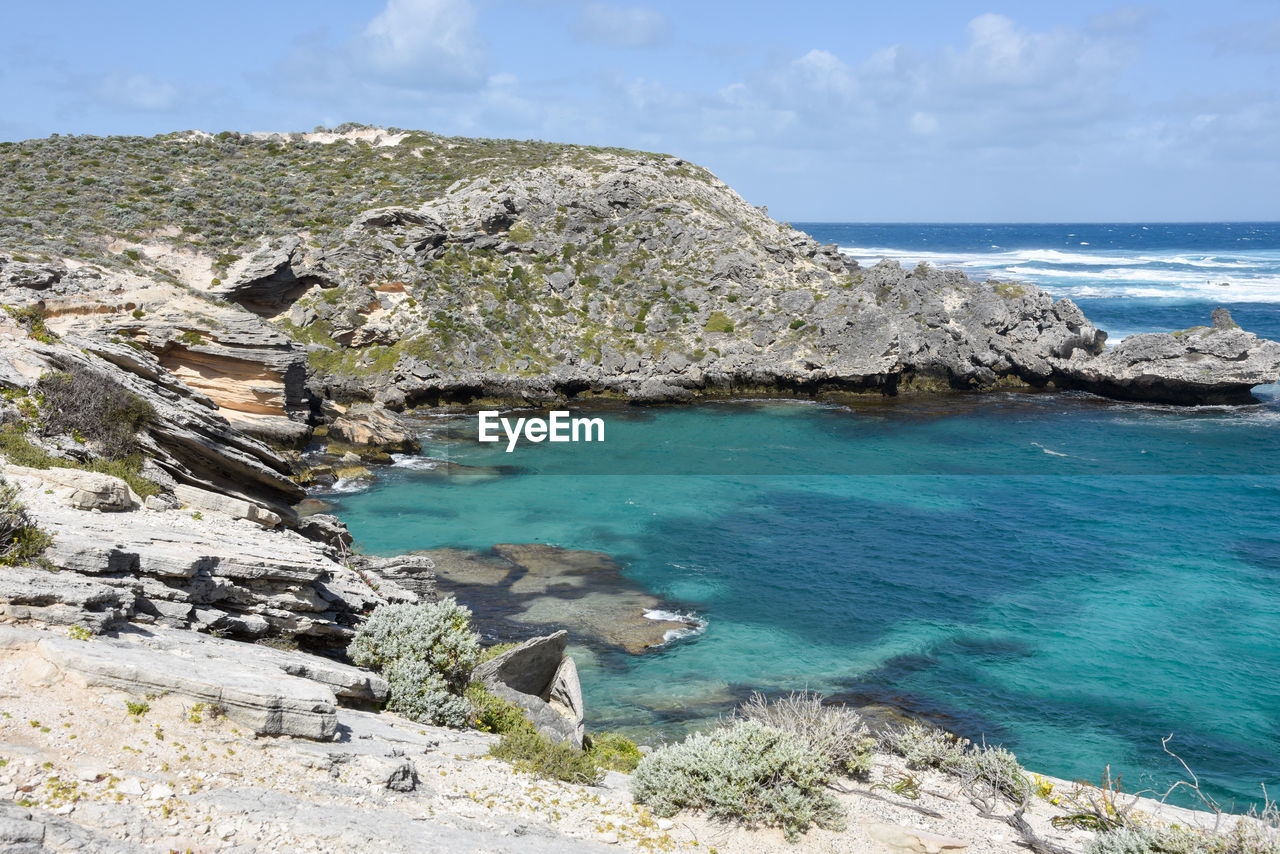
xmin=472 ymin=630 xmax=585 ymax=746
xmin=328 ymin=403 xmax=419 ymax=453
xmin=3 ymin=464 xmax=135 ymax=511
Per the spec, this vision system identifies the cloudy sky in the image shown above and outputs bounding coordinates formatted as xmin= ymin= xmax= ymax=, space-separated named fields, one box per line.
xmin=3 ymin=0 xmax=1278 ymax=221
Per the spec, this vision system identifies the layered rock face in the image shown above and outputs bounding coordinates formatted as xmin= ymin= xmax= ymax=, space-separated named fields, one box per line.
xmin=1 ymin=252 xmax=314 ymax=446
xmin=1 ymin=464 xmax=417 ymax=640
xmin=0 ymin=312 xmax=430 ymax=644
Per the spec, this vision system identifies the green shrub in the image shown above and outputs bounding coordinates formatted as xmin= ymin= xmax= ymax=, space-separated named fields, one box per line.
xmin=631 ymin=719 xmax=845 ymax=842
xmin=348 ymin=599 xmax=482 ymax=727
xmin=882 ymin=721 xmax=969 ymax=773
xmin=704 ymin=311 xmax=734 ymax=333
xmin=36 ymin=365 xmax=155 ymax=457
xmin=0 ymin=424 xmax=160 ymax=498
xmin=739 ymin=690 xmax=874 ymax=777
xmin=883 ymin=721 xmax=1030 ymax=802
xmin=0 ymin=476 xmax=52 ymax=566
xmin=507 ymin=221 xmax=534 ymax=243
xmin=490 ymin=727 xmax=603 ymax=785
xmin=348 ymin=599 xmax=481 ymax=693
xmin=585 ymin=732 xmax=642 ymax=773
xmin=84 ymin=455 xmax=162 ymax=499
xmin=0 ymin=422 xmax=55 ymax=468
xmin=478 ymin=641 xmax=519 ymax=664
xmin=466 ymin=683 xmax=533 ymax=735
xmin=3 ymin=305 xmax=55 ymax=343
xmin=126 ymin=700 xmax=149 ymax=717
xmin=384 ymin=658 xmax=472 ymax=728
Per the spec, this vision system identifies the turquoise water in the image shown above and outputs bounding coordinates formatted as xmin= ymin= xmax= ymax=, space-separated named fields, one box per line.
xmin=330 ymin=222 xmax=1280 ymax=808
xmin=331 ymin=394 xmax=1280 ymax=808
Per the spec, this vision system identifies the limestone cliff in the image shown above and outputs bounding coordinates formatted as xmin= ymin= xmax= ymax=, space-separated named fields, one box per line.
xmin=3 ymin=127 xmax=1275 ymax=413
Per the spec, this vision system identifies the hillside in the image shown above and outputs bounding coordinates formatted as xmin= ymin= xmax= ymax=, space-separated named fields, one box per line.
xmin=2 ymin=126 xmax=1278 ymax=424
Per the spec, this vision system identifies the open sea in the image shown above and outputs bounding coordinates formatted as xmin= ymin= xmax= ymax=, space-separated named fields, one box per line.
xmin=330 ymin=223 xmax=1280 ymax=808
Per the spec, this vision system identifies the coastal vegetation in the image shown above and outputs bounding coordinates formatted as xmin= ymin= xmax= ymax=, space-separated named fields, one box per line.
xmin=632 ymin=718 xmax=846 ymax=842
xmin=0 ymin=125 xmax=678 ymax=266
xmin=0 ymin=473 xmax=51 ymax=566
xmin=347 ymin=599 xmax=482 ymax=727
xmin=0 ymin=365 xmax=161 ymax=499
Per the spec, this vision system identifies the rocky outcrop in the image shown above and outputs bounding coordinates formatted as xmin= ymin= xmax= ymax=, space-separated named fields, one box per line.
xmin=0 ymin=319 xmax=304 ymax=515
xmin=4 ymin=464 xmax=136 ymax=511
xmin=0 ymin=252 xmax=66 ymax=290
xmin=328 ymin=402 xmax=419 ymax=452
xmin=1053 ymin=312 xmax=1280 ymax=405
xmin=472 ymin=630 xmax=585 ymax=747
xmin=0 ymin=470 xmax=423 ymax=641
xmin=37 ymin=628 xmax=343 ymax=739
xmin=0 ymin=565 xmax=129 ymax=632
xmin=213 ymin=236 xmax=334 ymax=315
xmin=279 ymin=156 xmax=1125 ymax=405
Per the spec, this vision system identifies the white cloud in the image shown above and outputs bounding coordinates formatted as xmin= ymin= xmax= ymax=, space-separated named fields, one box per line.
xmin=574 ymin=3 xmax=671 ymax=49
xmin=355 ymin=0 xmax=485 ymax=88
xmin=96 ymin=73 xmax=179 ymax=111
xmin=909 ymin=111 xmax=938 ymax=135
xmin=788 ymin=50 xmax=857 ymax=101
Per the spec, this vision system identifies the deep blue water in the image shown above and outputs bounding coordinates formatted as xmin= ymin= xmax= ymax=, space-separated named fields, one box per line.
xmin=330 ymin=223 xmax=1280 ymax=809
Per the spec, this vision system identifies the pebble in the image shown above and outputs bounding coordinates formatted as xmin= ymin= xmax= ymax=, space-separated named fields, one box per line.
xmin=116 ymin=777 xmax=145 ymax=796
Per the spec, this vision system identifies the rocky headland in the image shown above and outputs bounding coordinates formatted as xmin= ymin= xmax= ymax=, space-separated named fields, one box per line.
xmin=2 ymin=127 xmax=1279 ymax=852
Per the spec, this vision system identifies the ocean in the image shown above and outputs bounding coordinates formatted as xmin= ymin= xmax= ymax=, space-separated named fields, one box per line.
xmin=328 ymin=223 xmax=1280 ymax=808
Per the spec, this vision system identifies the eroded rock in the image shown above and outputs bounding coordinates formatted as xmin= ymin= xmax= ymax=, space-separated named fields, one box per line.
xmin=473 ymin=630 xmax=585 ymax=747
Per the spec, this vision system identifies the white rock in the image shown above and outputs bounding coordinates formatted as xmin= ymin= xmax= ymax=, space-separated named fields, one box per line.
xmin=116 ymin=777 xmax=145 ymax=796
xmin=147 ymin=783 xmax=175 ymax=800
xmin=864 ymin=821 xmax=969 ymax=854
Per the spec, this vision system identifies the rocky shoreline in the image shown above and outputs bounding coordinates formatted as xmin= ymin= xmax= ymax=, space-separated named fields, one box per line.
xmin=3 ymin=128 xmax=1280 ymax=851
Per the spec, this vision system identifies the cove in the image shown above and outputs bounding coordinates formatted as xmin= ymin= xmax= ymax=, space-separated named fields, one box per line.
xmin=328 ymin=393 xmax=1280 ymax=808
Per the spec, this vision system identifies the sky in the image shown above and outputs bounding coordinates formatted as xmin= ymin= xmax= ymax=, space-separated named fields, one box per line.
xmin=2 ymin=0 xmax=1278 ymax=221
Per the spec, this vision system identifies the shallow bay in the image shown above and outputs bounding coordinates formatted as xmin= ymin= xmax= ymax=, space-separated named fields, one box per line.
xmin=332 ymin=393 xmax=1280 ymax=807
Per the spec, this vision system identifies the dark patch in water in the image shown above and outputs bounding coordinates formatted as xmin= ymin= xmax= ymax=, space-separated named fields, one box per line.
xmin=944 ymin=635 xmax=1036 ymax=660
xmin=1234 ymin=537 xmax=1280 ymax=573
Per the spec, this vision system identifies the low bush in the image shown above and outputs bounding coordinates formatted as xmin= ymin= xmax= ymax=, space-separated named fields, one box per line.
xmin=739 ymin=690 xmax=875 ymax=777
xmin=0 ymin=423 xmax=160 ymax=498
xmin=466 ymin=683 xmax=533 ymax=735
xmin=585 ymin=732 xmax=643 ymax=773
xmin=704 ymin=311 xmax=734 ymax=333
xmin=0 ymin=476 xmax=52 ymax=566
xmin=384 ymin=658 xmax=472 ymax=728
xmin=4 ymin=305 xmax=56 ymax=343
xmin=490 ymin=728 xmax=604 ymax=785
xmin=348 ymin=598 xmax=481 ymax=694
xmin=1087 ymin=822 xmax=1280 ymax=854
xmin=348 ymin=599 xmax=482 ymax=728
xmin=882 ymin=721 xmax=1030 ymax=802
xmin=36 ymin=365 xmax=155 ymax=457
xmin=631 ymin=719 xmax=845 ymax=842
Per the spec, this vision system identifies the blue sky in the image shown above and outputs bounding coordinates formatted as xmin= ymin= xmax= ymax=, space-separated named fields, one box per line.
xmin=3 ymin=0 xmax=1278 ymax=221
